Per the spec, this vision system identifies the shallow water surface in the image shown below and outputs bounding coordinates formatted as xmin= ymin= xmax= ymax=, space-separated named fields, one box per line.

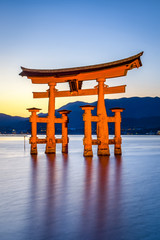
xmin=0 ymin=135 xmax=160 ymax=240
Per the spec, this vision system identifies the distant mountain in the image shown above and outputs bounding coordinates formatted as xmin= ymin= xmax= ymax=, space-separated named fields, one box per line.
xmin=58 ymin=101 xmax=88 ymax=111
xmin=58 ymin=97 xmax=160 ymax=133
xmin=103 ymin=97 xmax=160 ymax=118
xmin=0 ymin=97 xmax=160 ymax=134
xmin=57 ymin=97 xmax=160 ymax=118
xmin=0 ymin=113 xmax=29 ymax=131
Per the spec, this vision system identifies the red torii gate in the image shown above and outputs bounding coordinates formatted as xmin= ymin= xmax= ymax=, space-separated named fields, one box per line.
xmin=20 ymin=52 xmax=143 ymax=156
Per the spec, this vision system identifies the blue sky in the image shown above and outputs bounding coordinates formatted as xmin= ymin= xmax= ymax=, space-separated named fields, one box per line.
xmin=0 ymin=0 xmax=160 ymax=116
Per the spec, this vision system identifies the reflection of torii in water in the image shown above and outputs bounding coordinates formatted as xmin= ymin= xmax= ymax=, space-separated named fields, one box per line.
xmin=20 ymin=52 xmax=143 ymax=156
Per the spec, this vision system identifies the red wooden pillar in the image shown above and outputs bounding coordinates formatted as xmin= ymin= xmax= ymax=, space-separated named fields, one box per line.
xmin=46 ymin=82 xmax=56 ymax=154
xmin=58 ymin=110 xmax=71 ymax=153
xmin=96 ymin=78 xmax=110 ymax=156
xmin=110 ymin=108 xmax=124 ymax=155
xmin=80 ymin=105 xmax=95 ymax=157
xmin=27 ymin=107 xmax=41 ymax=155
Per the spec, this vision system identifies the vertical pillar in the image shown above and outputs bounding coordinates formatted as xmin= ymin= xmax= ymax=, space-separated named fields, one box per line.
xmin=96 ymin=78 xmax=110 ymax=156
xmin=27 ymin=108 xmax=41 ymax=155
xmin=58 ymin=110 xmax=71 ymax=153
xmin=80 ymin=105 xmax=95 ymax=157
xmin=45 ymin=82 xmax=56 ymax=154
xmin=110 ymin=108 xmax=124 ymax=155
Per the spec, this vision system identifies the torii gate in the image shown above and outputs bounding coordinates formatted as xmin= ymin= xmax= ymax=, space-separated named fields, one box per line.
xmin=20 ymin=52 xmax=143 ymax=156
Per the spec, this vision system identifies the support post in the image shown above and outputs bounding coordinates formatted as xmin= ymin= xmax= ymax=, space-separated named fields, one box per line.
xmin=45 ymin=82 xmax=56 ymax=154
xmin=58 ymin=110 xmax=71 ymax=153
xmin=110 ymin=108 xmax=124 ymax=155
xmin=27 ymin=107 xmax=41 ymax=155
xmin=96 ymin=78 xmax=110 ymax=156
xmin=80 ymin=105 xmax=95 ymax=157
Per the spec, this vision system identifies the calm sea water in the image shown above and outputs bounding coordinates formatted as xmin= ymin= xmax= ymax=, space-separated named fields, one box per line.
xmin=0 ymin=135 xmax=160 ymax=240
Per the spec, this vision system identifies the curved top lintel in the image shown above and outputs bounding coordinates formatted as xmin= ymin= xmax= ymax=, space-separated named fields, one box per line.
xmin=20 ymin=52 xmax=143 ymax=82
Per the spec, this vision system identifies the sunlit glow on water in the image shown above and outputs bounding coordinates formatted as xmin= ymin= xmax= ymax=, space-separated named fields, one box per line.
xmin=0 ymin=135 xmax=160 ymax=240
